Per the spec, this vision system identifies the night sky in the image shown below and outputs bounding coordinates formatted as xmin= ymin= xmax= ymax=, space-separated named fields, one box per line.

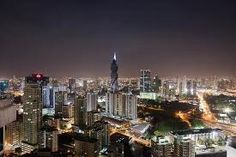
xmin=0 ymin=0 xmax=235 ymax=78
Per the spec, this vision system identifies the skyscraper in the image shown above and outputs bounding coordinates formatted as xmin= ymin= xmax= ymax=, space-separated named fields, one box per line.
xmin=22 ymin=74 xmax=49 ymax=150
xmin=86 ymin=92 xmax=97 ymax=112
xmin=111 ymin=53 xmax=118 ymax=93
xmin=140 ymin=69 xmax=151 ymax=92
xmin=152 ymin=74 xmax=161 ymax=93
xmin=22 ymin=83 xmax=42 ymax=146
xmin=74 ymin=96 xmax=86 ymax=130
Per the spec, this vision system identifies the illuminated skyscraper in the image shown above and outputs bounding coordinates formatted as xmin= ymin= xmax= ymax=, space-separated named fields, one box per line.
xmin=111 ymin=53 xmax=118 ymax=93
xmin=22 ymin=83 xmax=42 ymax=147
xmin=140 ymin=69 xmax=151 ymax=92
xmin=22 ymin=74 xmax=48 ymax=150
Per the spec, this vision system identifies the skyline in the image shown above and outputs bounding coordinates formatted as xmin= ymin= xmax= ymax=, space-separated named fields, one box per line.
xmin=0 ymin=0 xmax=236 ymax=77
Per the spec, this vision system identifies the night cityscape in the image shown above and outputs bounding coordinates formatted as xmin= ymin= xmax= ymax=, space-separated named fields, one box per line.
xmin=0 ymin=1 xmax=236 ymax=157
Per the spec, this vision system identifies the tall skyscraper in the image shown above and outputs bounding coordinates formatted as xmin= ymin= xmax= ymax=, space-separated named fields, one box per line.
xmin=74 ymin=96 xmax=86 ymax=130
xmin=111 ymin=53 xmax=118 ymax=93
xmin=86 ymin=92 xmax=97 ymax=112
xmin=22 ymin=73 xmax=48 ymax=149
xmin=140 ymin=69 xmax=151 ymax=92
xmin=22 ymin=83 xmax=42 ymax=146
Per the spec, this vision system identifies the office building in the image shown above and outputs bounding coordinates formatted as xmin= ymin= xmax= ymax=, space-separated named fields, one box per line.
xmin=140 ymin=69 xmax=151 ymax=92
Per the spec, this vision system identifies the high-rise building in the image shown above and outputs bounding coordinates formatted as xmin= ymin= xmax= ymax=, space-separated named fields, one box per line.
xmin=175 ymin=137 xmax=195 ymax=157
xmin=5 ymin=114 xmax=23 ymax=147
xmin=74 ymin=96 xmax=86 ymax=130
xmin=140 ymin=69 xmax=151 ymax=92
xmin=187 ymin=80 xmax=192 ymax=96
xmin=106 ymin=93 xmax=137 ymax=119
xmin=39 ymin=125 xmax=58 ymax=152
xmin=111 ymin=53 xmax=118 ymax=93
xmin=22 ymin=74 xmax=48 ymax=150
xmin=55 ymin=91 xmax=65 ymax=116
xmin=68 ymin=78 xmax=76 ymax=93
xmin=152 ymin=74 xmax=161 ymax=93
xmin=86 ymin=92 xmax=97 ymax=112
xmin=105 ymin=93 xmax=124 ymax=117
xmin=125 ymin=94 xmax=137 ymax=120
xmin=22 ymin=83 xmax=42 ymax=148
xmin=86 ymin=121 xmax=110 ymax=151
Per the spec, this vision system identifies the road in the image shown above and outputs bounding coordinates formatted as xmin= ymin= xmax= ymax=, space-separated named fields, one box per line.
xmin=197 ymin=90 xmax=236 ymax=136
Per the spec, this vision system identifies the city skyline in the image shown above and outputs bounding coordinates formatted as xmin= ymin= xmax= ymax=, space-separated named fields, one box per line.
xmin=0 ymin=0 xmax=236 ymax=78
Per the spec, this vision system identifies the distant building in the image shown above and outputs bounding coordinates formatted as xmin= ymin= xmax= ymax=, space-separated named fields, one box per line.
xmin=55 ymin=91 xmax=66 ymax=116
xmin=74 ymin=96 xmax=86 ymax=130
xmin=111 ymin=53 xmax=119 ymax=93
xmin=192 ymin=81 xmax=197 ymax=96
xmin=68 ymin=78 xmax=76 ymax=93
xmin=105 ymin=93 xmax=137 ymax=119
xmin=152 ymin=74 xmax=161 ymax=93
xmin=140 ymin=69 xmax=151 ymax=92
xmin=62 ymin=104 xmax=73 ymax=118
xmin=187 ymin=80 xmax=192 ymax=96
xmin=86 ymin=92 xmax=98 ymax=112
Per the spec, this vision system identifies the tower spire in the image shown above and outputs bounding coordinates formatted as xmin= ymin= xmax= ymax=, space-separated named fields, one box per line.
xmin=113 ymin=52 xmax=116 ymax=61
